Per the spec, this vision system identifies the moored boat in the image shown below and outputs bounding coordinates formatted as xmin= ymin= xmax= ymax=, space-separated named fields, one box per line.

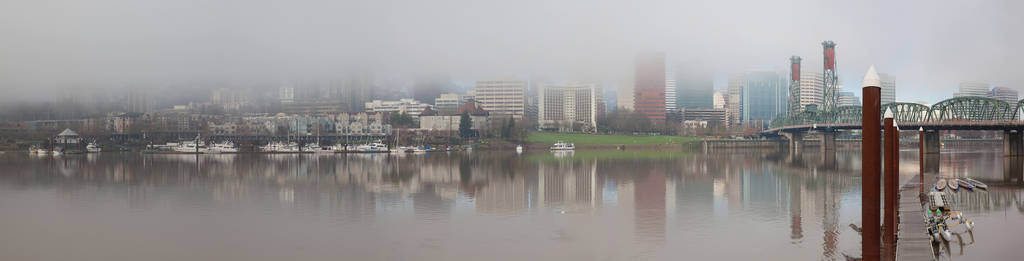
xmin=516 ymin=144 xmax=523 ymax=153
xmin=86 ymin=142 xmax=102 ymax=153
xmin=550 ymin=141 xmax=575 ymax=151
xmin=949 ymin=178 xmax=960 ymax=191
xmin=354 ymin=141 xmax=388 ymax=152
xmin=208 ymin=141 xmax=239 ymax=153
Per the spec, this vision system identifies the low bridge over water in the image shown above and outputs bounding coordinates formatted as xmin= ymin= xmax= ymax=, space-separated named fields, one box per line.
xmin=764 ymin=97 xmax=1024 ymax=156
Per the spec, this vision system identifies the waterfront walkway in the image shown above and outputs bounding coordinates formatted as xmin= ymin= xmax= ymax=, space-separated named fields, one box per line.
xmin=896 ymin=172 xmax=936 ymax=261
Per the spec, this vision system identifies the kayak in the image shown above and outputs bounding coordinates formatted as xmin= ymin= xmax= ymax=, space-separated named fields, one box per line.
xmin=949 ymin=178 xmax=960 ymax=191
xmin=963 ymin=178 xmax=988 ymax=190
xmin=935 ymin=179 xmax=947 ymax=191
xmin=957 ymin=179 xmax=974 ymax=190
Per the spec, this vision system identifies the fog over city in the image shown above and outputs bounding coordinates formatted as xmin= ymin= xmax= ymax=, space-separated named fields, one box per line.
xmin=1 ymin=0 xmax=1022 ymax=104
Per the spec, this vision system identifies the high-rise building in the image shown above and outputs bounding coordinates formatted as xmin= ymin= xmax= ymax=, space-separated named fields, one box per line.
xmin=713 ymin=91 xmax=726 ymax=109
xmin=990 ymin=87 xmax=1019 ymax=105
xmin=798 ymin=71 xmax=824 ymax=111
xmin=726 ymin=74 xmax=744 ymax=125
xmin=433 ymin=93 xmax=463 ymax=115
xmin=741 ymin=72 xmax=784 ymax=125
xmin=878 ymin=73 xmax=896 ymax=104
xmin=475 ymin=79 xmax=527 ymax=119
xmin=675 ymin=64 xmax=714 ymax=109
xmin=838 ymin=91 xmax=859 ymax=107
xmin=537 ymin=83 xmax=604 ymax=131
xmin=665 ymin=63 xmax=677 ymax=112
xmin=634 ymin=53 xmax=667 ymax=121
xmin=617 ymin=85 xmax=634 ymax=110
xmin=957 ymin=81 xmax=990 ymax=97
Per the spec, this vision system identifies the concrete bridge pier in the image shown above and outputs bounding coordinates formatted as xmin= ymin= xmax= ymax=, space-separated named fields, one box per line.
xmin=782 ymin=132 xmax=804 ymax=154
xmin=821 ymin=131 xmax=837 ymax=152
xmin=921 ymin=130 xmax=941 ymax=154
xmin=1004 ymin=130 xmax=1023 ymax=157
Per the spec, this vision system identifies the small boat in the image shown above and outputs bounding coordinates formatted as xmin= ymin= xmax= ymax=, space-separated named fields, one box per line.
xmin=550 ymin=141 xmax=575 ymax=151
xmin=934 ymin=179 xmax=947 ymax=191
xmin=208 ymin=141 xmax=239 ymax=153
xmin=963 ymin=178 xmax=988 ymax=190
xmin=354 ymin=141 xmax=388 ymax=152
xmin=86 ymin=142 xmax=102 ymax=153
xmin=29 ymin=145 xmax=48 ymax=154
xmin=516 ymin=144 xmax=523 ymax=153
xmin=949 ymin=178 xmax=960 ymax=191
xmin=957 ymin=179 xmax=974 ymax=190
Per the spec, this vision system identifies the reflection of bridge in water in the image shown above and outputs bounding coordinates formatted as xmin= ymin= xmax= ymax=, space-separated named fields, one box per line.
xmin=765 ymin=97 xmax=1024 ymax=158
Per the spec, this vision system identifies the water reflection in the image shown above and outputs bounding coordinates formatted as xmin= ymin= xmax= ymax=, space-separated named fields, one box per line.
xmin=0 ymin=148 xmax=1020 ymax=260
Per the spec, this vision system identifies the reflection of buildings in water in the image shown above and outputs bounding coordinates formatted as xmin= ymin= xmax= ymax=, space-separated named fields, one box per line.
xmin=789 ymin=173 xmax=803 ymax=241
xmin=538 ymin=160 xmax=600 ymax=211
xmin=475 ymin=174 xmax=528 ymax=214
xmin=634 ymin=168 xmax=666 ymax=243
xmin=948 ymin=186 xmax=1023 ymax=213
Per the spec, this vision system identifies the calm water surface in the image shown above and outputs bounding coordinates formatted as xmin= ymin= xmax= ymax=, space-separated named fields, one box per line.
xmin=1 ymin=148 xmax=1021 ymax=260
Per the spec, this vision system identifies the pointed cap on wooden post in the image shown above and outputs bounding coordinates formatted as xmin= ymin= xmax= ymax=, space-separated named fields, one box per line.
xmin=863 ymin=65 xmax=881 ymax=87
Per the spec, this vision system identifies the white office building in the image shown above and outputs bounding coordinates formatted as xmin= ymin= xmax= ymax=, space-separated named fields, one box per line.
xmin=364 ymin=99 xmax=432 ymax=118
xmin=475 ymin=79 xmax=527 ymax=119
xmin=879 ymin=73 xmax=896 ymax=104
xmin=434 ymin=93 xmax=464 ymax=115
xmin=957 ymin=81 xmax=990 ymax=97
xmin=798 ymin=71 xmax=824 ymax=110
xmin=538 ymin=83 xmax=604 ymax=132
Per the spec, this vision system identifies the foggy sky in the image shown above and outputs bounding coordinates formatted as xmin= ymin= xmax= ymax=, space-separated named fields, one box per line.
xmin=1 ymin=0 xmax=1022 ymax=104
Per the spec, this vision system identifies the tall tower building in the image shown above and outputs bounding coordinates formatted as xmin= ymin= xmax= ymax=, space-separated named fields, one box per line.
xmin=665 ymin=63 xmax=677 ymax=112
xmin=676 ymin=62 xmax=715 ymax=109
xmin=634 ymin=53 xmax=667 ymax=121
xmin=879 ymin=73 xmax=896 ymax=104
xmin=727 ymin=74 xmax=744 ymax=125
xmin=821 ymin=41 xmax=839 ymax=112
xmin=799 ymin=71 xmax=825 ymax=110
xmin=788 ymin=56 xmax=802 ymax=114
xmin=741 ymin=72 xmax=784 ymax=126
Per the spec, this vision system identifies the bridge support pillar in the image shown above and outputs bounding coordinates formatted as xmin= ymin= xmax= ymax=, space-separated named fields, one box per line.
xmin=921 ymin=130 xmax=940 ymax=155
xmin=782 ymin=132 xmax=804 ymax=154
xmin=821 ymin=131 xmax=837 ymax=152
xmin=1004 ymin=130 xmax=1023 ymax=157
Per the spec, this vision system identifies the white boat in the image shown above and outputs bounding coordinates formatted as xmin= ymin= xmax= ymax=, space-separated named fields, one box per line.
xmin=86 ymin=142 xmax=102 ymax=153
xmin=173 ymin=142 xmax=207 ymax=153
xmin=208 ymin=141 xmax=239 ymax=153
xmin=516 ymin=144 xmax=523 ymax=153
xmin=550 ymin=141 xmax=575 ymax=151
xmin=260 ymin=141 xmax=300 ymax=153
xmin=29 ymin=145 xmax=48 ymax=154
xmin=355 ymin=141 xmax=388 ymax=152
xmin=304 ymin=143 xmax=334 ymax=153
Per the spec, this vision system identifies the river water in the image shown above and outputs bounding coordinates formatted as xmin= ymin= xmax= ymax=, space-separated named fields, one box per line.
xmin=0 ymin=148 xmax=1021 ymax=260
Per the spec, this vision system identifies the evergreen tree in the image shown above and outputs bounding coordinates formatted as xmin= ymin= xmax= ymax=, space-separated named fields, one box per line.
xmin=459 ymin=112 xmax=473 ymax=139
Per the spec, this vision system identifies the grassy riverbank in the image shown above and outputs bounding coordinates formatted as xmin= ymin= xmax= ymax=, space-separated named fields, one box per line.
xmin=525 ymin=132 xmax=699 ymax=145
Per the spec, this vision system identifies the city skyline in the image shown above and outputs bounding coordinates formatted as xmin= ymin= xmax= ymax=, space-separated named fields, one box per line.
xmin=2 ymin=1 xmax=1023 ymax=105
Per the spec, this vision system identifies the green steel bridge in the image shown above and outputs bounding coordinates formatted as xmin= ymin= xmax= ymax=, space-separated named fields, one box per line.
xmin=763 ymin=96 xmax=1024 ymax=156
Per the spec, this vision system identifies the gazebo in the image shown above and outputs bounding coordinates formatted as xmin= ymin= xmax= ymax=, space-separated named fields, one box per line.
xmin=55 ymin=128 xmax=81 ymax=145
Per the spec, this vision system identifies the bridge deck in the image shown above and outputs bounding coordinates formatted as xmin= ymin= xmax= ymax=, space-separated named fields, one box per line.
xmin=896 ymin=172 xmax=936 ymax=261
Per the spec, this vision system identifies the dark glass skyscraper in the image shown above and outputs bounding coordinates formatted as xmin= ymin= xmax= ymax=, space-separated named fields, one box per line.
xmin=741 ymin=72 xmax=784 ymax=127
